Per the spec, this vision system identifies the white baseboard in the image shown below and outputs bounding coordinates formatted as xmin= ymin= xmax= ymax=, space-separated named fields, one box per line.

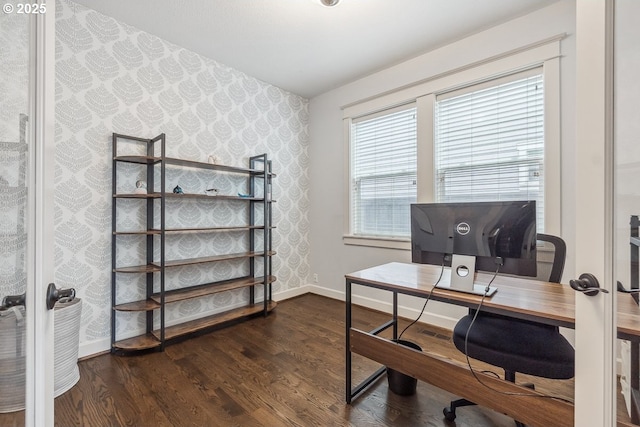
xmin=306 ymin=284 xmax=343 ymax=300
xmin=80 ymin=339 xmax=110 ymax=359
xmin=273 ymin=284 xmax=313 ymax=301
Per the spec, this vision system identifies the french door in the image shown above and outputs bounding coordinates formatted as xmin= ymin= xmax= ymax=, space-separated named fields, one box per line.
xmin=0 ymin=1 xmax=56 ymax=426
xmin=575 ymin=0 xmax=640 ymax=425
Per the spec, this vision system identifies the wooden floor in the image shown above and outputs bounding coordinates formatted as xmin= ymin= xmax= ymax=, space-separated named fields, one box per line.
xmin=0 ymin=294 xmax=629 ymax=426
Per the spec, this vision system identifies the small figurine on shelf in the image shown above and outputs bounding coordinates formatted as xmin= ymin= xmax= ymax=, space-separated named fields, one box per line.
xmin=173 ymin=185 xmax=184 ymax=194
xmin=207 ymin=155 xmax=219 ymax=165
xmin=205 ymin=188 xmax=219 ymax=196
xmin=134 ymin=180 xmax=147 ymax=194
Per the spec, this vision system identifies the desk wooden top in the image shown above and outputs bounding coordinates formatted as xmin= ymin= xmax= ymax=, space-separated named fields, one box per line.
xmin=346 ymin=262 xmax=640 ymax=338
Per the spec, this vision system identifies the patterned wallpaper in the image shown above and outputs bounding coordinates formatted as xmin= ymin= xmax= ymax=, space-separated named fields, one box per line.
xmin=55 ymin=0 xmax=310 ymax=352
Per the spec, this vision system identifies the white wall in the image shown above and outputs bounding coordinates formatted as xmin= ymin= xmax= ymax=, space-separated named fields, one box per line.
xmin=308 ymin=0 xmax=577 ymax=328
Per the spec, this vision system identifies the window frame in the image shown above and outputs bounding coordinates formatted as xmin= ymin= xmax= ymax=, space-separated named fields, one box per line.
xmin=343 ymin=38 xmax=562 ymax=250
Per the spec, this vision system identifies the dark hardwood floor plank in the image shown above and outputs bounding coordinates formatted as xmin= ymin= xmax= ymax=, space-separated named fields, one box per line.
xmin=132 ymin=350 xmax=234 ymax=426
xmin=199 ymin=338 xmax=330 ymax=427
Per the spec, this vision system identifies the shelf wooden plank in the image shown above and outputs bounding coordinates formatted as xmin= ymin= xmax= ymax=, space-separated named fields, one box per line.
xmin=157 ymin=251 xmax=276 ymax=268
xmin=113 ymin=299 xmax=160 ymax=312
xmin=114 ymin=227 xmax=277 ymax=236
xmin=150 ymin=275 xmax=277 ymax=304
xmin=164 ymin=157 xmax=273 ymax=176
xmin=114 ymin=264 xmax=161 ymax=273
xmin=164 ymin=193 xmax=264 ymax=201
xmin=114 ymin=230 xmax=162 ymax=236
xmin=158 ymin=225 xmax=274 ymax=234
xmin=113 ymin=193 xmax=162 ymax=199
xmin=152 ymin=301 xmax=277 ymax=341
xmin=112 ymin=333 xmax=161 ymax=351
xmin=113 ymin=133 xmax=155 ymax=143
xmin=112 ymin=155 xmax=276 ymax=176
xmin=114 ymin=155 xmax=161 ymax=164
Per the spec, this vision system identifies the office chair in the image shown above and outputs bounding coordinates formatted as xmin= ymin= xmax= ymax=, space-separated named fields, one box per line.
xmin=443 ymin=234 xmax=574 ymax=427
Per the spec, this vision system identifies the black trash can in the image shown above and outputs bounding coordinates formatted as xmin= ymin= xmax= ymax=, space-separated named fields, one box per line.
xmin=386 ymin=339 xmax=422 ymax=396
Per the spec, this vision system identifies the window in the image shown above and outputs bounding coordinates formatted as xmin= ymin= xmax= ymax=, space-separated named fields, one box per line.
xmin=350 ymin=104 xmax=417 ymax=238
xmin=343 ymin=39 xmax=561 ymax=248
xmin=434 ymin=70 xmax=545 ymax=231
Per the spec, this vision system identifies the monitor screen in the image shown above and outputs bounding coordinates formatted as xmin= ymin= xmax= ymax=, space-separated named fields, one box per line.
xmin=411 ymin=201 xmax=537 ymax=277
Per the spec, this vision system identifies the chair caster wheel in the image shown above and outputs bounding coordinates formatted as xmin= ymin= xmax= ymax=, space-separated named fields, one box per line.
xmin=443 ymin=407 xmax=456 ymax=421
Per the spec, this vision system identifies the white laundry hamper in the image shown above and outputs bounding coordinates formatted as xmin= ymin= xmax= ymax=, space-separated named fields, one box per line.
xmin=0 ymin=298 xmax=82 ymax=413
xmin=53 ymin=298 xmax=82 ymax=398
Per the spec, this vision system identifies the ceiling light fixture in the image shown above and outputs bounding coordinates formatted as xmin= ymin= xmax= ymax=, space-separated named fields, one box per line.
xmin=319 ymin=0 xmax=340 ymax=6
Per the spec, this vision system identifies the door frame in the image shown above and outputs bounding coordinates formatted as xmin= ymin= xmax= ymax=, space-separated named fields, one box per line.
xmin=25 ymin=1 xmax=56 ymax=426
xmin=574 ymin=0 xmax=616 ymax=426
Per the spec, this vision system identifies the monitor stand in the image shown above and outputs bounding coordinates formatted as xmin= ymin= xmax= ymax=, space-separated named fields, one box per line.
xmin=436 ymin=254 xmax=498 ymax=297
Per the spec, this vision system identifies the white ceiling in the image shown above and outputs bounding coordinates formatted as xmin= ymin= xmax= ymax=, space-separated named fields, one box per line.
xmin=70 ymin=0 xmax=560 ymax=99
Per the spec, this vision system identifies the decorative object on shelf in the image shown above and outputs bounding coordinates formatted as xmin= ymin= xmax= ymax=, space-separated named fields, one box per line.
xmin=134 ymin=180 xmax=147 ymax=194
xmin=205 ymin=188 xmax=219 ymax=196
xmin=173 ymin=184 xmax=184 ymax=194
xmin=207 ymin=155 xmax=219 ymax=165
xmin=238 ymin=192 xmax=251 ymax=198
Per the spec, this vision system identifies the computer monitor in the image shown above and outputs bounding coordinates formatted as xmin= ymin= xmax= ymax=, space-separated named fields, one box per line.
xmin=410 ymin=201 xmax=537 ymax=296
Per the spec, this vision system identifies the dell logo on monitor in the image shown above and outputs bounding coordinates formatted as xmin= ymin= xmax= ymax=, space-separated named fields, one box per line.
xmin=456 ymin=222 xmax=471 ymax=235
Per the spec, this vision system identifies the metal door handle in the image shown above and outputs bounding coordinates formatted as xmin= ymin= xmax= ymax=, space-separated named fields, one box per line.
xmin=46 ymin=283 xmax=75 ymax=310
xmin=1 ymin=293 xmax=26 ymax=310
xmin=570 ymin=273 xmax=609 ymax=297
xmin=617 ymin=281 xmax=640 ymax=294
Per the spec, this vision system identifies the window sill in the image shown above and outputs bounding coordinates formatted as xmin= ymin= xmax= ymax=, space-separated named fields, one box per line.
xmin=343 ymin=235 xmax=411 ymax=250
xmin=342 ymin=236 xmax=553 ymax=254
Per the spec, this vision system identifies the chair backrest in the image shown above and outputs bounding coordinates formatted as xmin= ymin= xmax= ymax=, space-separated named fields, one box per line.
xmin=536 ymin=233 xmax=566 ymax=283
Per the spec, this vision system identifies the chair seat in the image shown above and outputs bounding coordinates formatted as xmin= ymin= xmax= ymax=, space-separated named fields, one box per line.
xmin=452 ymin=312 xmax=574 ymax=379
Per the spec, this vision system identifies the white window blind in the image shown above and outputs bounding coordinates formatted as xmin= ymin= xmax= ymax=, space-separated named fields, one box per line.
xmin=351 ymin=104 xmax=417 ymax=237
xmin=435 ymin=70 xmax=545 ymax=231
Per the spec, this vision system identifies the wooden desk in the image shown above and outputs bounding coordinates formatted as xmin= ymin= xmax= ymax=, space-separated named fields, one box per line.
xmin=345 ymin=262 xmax=640 ymax=427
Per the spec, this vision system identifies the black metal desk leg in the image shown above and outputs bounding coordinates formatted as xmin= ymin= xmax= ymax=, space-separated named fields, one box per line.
xmin=393 ymin=291 xmax=398 ymax=340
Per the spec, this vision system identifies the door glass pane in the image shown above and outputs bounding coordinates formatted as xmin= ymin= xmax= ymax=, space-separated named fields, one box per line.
xmin=0 ymin=2 xmax=29 ymax=424
xmin=615 ymin=0 xmax=640 ymax=424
